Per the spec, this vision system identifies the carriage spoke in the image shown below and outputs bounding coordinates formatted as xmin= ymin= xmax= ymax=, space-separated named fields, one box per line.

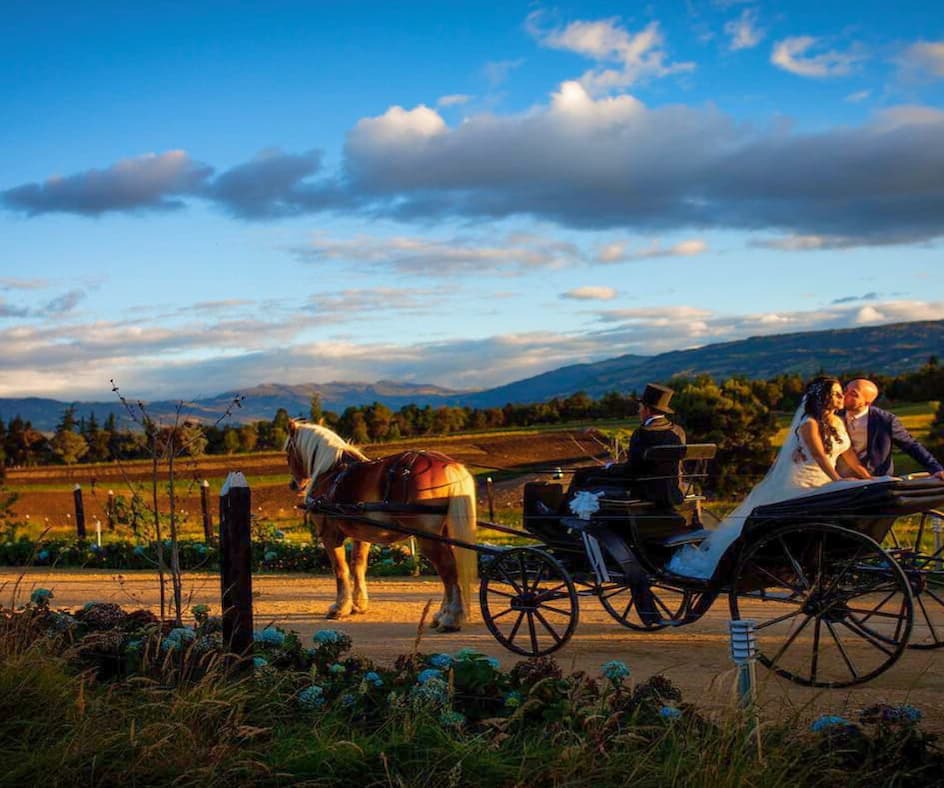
xmin=536 ymin=582 xmax=568 ymax=598
xmin=821 ymin=545 xmax=868 ymax=597
xmin=485 ymin=588 xmax=518 ymax=600
xmin=527 ymin=611 xmax=539 ymax=654
xmin=825 ymin=620 xmax=859 ymax=681
xmin=533 ymin=610 xmax=565 ymax=643
xmin=745 ymin=560 xmax=805 ymax=594
xmin=810 ymin=616 xmax=822 ymax=684
xmin=755 ymin=609 xmax=804 ymax=631
xmin=837 ymin=619 xmax=896 ymax=657
xmin=915 ymin=594 xmax=941 ymax=644
xmin=779 ymin=537 xmax=811 ymax=590
xmin=488 ymin=606 xmax=518 ymax=621
xmin=529 ymin=561 xmax=547 ymax=593
xmin=497 ymin=564 xmax=524 ymax=595
xmin=507 ymin=611 xmax=525 ymax=643
xmin=653 ymin=594 xmax=675 ymax=617
xmin=924 ymin=587 xmax=944 ymax=609
xmin=767 ymin=614 xmax=813 ymax=668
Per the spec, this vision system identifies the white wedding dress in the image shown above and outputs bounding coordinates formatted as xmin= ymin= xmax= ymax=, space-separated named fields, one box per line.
xmin=667 ymin=405 xmax=889 ymax=579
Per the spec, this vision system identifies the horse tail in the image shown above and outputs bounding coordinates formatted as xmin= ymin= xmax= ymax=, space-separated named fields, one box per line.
xmin=445 ymin=463 xmax=478 ymax=622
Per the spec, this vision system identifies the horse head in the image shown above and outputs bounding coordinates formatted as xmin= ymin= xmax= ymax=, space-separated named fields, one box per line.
xmin=285 ymin=420 xmax=368 ymax=496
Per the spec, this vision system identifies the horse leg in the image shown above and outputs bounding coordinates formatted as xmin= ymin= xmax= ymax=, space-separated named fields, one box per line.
xmin=322 ymin=523 xmax=354 ymax=619
xmin=351 ymin=540 xmax=370 ymax=614
xmin=417 ymin=538 xmax=464 ymax=632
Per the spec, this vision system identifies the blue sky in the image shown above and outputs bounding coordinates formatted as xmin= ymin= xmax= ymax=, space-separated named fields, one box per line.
xmin=2 ymin=1 xmax=943 ymax=400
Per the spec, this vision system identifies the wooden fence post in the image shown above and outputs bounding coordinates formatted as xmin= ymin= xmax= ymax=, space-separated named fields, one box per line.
xmin=219 ymin=472 xmax=253 ymax=667
xmin=486 ymin=476 xmax=495 ymax=522
xmin=73 ymin=484 xmax=86 ymax=539
xmin=200 ymin=479 xmax=213 ymax=542
xmin=106 ymin=490 xmax=115 ymax=530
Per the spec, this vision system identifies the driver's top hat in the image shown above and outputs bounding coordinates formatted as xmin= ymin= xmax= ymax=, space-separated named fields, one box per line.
xmin=640 ymin=383 xmax=675 ymax=414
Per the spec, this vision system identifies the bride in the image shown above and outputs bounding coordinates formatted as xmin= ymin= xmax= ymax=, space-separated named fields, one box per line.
xmin=667 ymin=376 xmax=879 ymax=579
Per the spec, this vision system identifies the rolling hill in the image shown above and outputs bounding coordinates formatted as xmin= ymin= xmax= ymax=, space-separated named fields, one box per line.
xmin=3 ymin=320 xmax=941 ymax=430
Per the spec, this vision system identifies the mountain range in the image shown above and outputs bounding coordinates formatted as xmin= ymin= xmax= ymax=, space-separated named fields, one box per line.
xmin=3 ymin=320 xmax=942 ymax=431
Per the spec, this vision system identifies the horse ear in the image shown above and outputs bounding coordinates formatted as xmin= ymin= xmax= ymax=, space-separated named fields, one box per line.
xmin=288 ymin=419 xmax=297 ymax=435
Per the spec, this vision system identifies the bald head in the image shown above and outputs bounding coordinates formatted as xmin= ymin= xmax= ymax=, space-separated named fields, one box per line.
xmin=844 ymin=378 xmax=879 ymax=414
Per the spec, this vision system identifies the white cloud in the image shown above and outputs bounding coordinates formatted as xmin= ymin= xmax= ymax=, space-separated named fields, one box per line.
xmin=725 ymin=8 xmax=764 ymax=51
xmin=483 ymin=58 xmax=524 ymax=87
xmin=845 ymin=90 xmax=871 ymax=103
xmin=527 ymin=13 xmax=695 ymax=93
xmin=299 ymin=232 xmax=583 ymax=275
xmin=897 ymin=41 xmax=944 ymax=79
xmin=596 ymin=238 xmax=708 ymax=262
xmin=437 ymin=94 xmax=472 ymax=107
xmin=561 ymin=286 xmax=617 ymax=301
xmin=771 ymin=36 xmax=865 ymax=78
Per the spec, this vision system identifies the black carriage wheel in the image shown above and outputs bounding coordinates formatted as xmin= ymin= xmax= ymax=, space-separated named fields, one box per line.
xmin=729 ymin=523 xmax=914 ymax=688
xmin=598 ymin=580 xmax=716 ymax=630
xmin=480 ymin=547 xmax=579 ymax=657
xmin=883 ymin=509 xmax=944 ymax=650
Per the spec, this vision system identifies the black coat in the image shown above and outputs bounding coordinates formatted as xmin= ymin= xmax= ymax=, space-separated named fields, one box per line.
xmin=627 ymin=417 xmax=687 ymax=506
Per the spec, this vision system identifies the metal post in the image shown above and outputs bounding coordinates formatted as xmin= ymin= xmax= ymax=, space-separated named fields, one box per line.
xmin=200 ymin=479 xmax=212 ymax=542
xmin=220 ymin=472 xmax=253 ymax=669
xmin=932 ymin=515 xmax=943 ymax=570
xmin=486 ymin=476 xmax=495 ymax=521
xmin=73 ymin=484 xmax=86 ymax=539
xmin=95 ymin=518 xmax=102 ymax=548
xmin=106 ymin=490 xmax=115 ymax=530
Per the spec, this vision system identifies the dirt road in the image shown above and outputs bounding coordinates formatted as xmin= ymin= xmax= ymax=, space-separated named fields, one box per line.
xmin=6 ymin=568 xmax=943 ymax=729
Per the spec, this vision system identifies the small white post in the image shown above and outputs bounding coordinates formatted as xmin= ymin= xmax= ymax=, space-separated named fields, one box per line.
xmin=95 ymin=518 xmax=102 ymax=547
xmin=729 ymin=619 xmax=758 ymax=707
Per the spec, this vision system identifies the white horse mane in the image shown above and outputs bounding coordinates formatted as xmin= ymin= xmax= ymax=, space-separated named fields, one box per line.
xmin=290 ymin=422 xmax=368 ymax=491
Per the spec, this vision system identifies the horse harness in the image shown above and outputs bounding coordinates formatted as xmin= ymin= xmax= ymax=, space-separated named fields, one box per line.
xmin=317 ymin=450 xmax=436 ymax=505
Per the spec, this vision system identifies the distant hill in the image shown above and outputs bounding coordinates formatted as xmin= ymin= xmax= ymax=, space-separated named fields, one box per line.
xmin=2 ymin=320 xmax=941 ymax=431
xmin=462 ymin=320 xmax=944 ymax=406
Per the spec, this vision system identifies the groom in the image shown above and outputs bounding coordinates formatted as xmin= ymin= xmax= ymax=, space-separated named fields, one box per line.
xmin=839 ymin=378 xmax=944 ymax=480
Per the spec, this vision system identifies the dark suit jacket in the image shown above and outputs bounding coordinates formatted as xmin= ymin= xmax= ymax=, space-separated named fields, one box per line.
xmin=844 ymin=406 xmax=943 ymax=476
xmin=627 ymin=417 xmax=687 ymax=506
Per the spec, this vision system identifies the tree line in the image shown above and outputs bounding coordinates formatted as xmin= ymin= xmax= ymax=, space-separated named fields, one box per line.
xmin=2 ymin=359 xmax=943 ymax=492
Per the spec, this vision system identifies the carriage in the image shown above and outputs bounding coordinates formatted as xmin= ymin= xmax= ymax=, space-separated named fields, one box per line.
xmin=289 ymin=422 xmax=944 ymax=689
xmin=482 ymin=444 xmax=944 ymax=688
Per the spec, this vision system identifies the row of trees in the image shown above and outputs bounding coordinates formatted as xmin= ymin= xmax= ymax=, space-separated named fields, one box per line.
xmin=2 ymin=361 xmax=942 ymax=481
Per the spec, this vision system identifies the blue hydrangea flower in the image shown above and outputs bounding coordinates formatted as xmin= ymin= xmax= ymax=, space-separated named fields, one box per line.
xmin=439 ymin=710 xmax=466 ymax=728
xmin=340 ymin=693 xmax=357 ymax=708
xmin=810 ymin=715 xmax=853 ymax=732
xmin=274 ymin=530 xmax=285 ymax=539
xmin=30 ymin=588 xmax=53 ymax=605
xmin=253 ymin=627 xmax=286 ymax=646
xmin=428 ymin=653 xmax=453 ymax=669
xmin=329 ymin=662 xmax=346 ymax=675
xmin=298 ymin=685 xmax=325 ymax=710
xmin=194 ymin=543 xmax=208 ymax=555
xmin=36 ymin=549 xmax=50 ymax=562
xmin=601 ymin=660 xmax=631 ymax=684
xmin=659 ymin=706 xmax=682 ymax=720
xmin=417 ymin=668 xmax=444 ymax=684
xmin=161 ymin=627 xmax=196 ymax=652
xmin=409 ymin=677 xmax=449 ymax=709
xmin=263 ymin=551 xmax=277 ymax=562
xmin=125 ymin=638 xmax=143 ymax=653
xmin=253 ymin=656 xmax=269 ymax=669
xmin=486 ymin=657 xmax=500 ymax=670
xmin=133 ymin=545 xmax=148 ymax=557
xmin=192 ymin=604 xmax=210 ymax=619
xmin=313 ymin=629 xmax=343 ymax=644
xmin=453 ymin=647 xmax=479 ymax=660
xmin=364 ymin=671 xmax=384 ymax=688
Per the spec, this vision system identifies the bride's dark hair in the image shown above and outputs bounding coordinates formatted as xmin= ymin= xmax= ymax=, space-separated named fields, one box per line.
xmin=796 ymin=376 xmax=842 ymax=455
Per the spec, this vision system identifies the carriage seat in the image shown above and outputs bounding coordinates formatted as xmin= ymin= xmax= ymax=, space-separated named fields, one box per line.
xmin=662 ymin=528 xmax=712 ymax=549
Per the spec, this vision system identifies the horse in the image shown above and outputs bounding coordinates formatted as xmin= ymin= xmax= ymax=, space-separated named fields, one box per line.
xmin=285 ymin=420 xmax=478 ymax=631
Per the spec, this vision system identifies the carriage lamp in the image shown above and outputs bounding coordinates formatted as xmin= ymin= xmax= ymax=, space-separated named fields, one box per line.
xmin=729 ymin=619 xmax=758 ymax=708
xmin=553 ymin=467 xmax=564 ymax=480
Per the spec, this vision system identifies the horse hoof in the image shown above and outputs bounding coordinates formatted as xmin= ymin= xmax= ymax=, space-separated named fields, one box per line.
xmin=437 ymin=623 xmax=461 ymax=633
xmin=352 ymin=606 xmax=368 ymax=615
xmin=326 ymin=608 xmax=351 ymax=619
